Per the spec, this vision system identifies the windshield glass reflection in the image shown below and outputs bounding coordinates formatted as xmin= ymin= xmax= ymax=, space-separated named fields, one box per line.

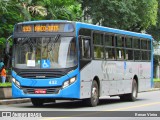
xmin=13 ymin=36 xmax=77 ymax=69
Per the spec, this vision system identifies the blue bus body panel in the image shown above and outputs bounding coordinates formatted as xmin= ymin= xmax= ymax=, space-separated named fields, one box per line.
xmin=12 ymin=68 xmax=81 ymax=99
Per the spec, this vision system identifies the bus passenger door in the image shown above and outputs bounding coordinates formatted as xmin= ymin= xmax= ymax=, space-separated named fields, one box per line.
xmin=79 ymin=36 xmax=92 ymax=98
xmin=79 ymin=36 xmax=91 ymax=60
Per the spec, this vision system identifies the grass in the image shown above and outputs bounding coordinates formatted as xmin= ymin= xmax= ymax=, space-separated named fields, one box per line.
xmin=154 ymin=78 xmax=160 ymax=82
xmin=0 ymin=82 xmax=12 ymax=87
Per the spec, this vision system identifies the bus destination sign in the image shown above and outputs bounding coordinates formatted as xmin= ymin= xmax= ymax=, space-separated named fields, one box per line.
xmin=15 ymin=23 xmax=74 ymax=33
xmin=23 ymin=25 xmax=59 ymax=32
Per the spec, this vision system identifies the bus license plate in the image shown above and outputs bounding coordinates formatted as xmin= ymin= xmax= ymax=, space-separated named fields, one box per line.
xmin=34 ymin=89 xmax=47 ymax=94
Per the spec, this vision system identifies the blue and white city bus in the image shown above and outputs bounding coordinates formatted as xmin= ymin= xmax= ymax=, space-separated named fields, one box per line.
xmin=8 ymin=20 xmax=153 ymax=107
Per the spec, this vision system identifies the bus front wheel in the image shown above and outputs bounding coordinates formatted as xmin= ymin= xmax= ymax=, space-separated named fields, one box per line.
xmin=85 ymin=80 xmax=99 ymax=107
xmin=31 ymin=98 xmax=44 ymax=107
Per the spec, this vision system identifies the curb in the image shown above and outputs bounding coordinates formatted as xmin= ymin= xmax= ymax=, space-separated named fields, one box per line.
xmin=148 ymin=88 xmax=160 ymax=91
xmin=0 ymin=98 xmax=31 ymax=105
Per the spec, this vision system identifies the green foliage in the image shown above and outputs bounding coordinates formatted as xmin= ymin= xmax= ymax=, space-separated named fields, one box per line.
xmin=43 ymin=0 xmax=82 ymax=20
xmin=134 ymin=0 xmax=158 ymax=31
xmin=82 ymin=0 xmax=158 ymax=32
xmin=0 ymin=82 xmax=12 ymax=87
xmin=147 ymin=0 xmax=160 ymax=41
xmin=0 ymin=0 xmax=82 ymax=48
xmin=154 ymin=79 xmax=160 ymax=82
xmin=0 ymin=38 xmax=5 ymax=46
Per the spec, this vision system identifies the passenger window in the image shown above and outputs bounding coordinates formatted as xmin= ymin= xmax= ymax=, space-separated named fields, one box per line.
xmin=133 ymin=38 xmax=140 ymax=49
xmin=93 ymin=33 xmax=103 ymax=45
xmin=141 ymin=40 xmax=147 ymax=49
xmin=126 ymin=37 xmax=132 ymax=48
xmin=105 ymin=48 xmax=115 ymax=59
xmin=134 ymin=50 xmax=141 ymax=60
xmin=105 ymin=34 xmax=114 ymax=46
xmin=142 ymin=51 xmax=148 ymax=60
xmin=94 ymin=46 xmax=104 ymax=59
xmin=126 ymin=50 xmax=133 ymax=60
xmin=116 ymin=48 xmax=125 ymax=60
xmin=116 ymin=36 xmax=124 ymax=47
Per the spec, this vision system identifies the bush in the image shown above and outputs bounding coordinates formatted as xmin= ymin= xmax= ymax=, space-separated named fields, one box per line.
xmin=0 ymin=82 xmax=12 ymax=87
xmin=154 ymin=79 xmax=160 ymax=82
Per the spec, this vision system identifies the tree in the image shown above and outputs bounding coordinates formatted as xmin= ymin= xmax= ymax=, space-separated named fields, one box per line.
xmin=42 ymin=0 xmax=82 ymax=21
xmin=0 ymin=0 xmax=83 ymax=47
xmin=132 ymin=0 xmax=158 ymax=31
xmin=81 ymin=0 xmax=158 ymax=32
xmin=147 ymin=0 xmax=160 ymax=41
xmin=12 ymin=0 xmax=47 ymax=21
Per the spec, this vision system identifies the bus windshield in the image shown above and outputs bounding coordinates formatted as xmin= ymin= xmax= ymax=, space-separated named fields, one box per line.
xmin=13 ymin=36 xmax=77 ymax=69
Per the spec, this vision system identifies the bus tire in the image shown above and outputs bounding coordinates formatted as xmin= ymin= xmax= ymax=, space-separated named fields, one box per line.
xmin=128 ymin=79 xmax=138 ymax=101
xmin=119 ymin=95 xmax=127 ymax=101
xmin=86 ymin=80 xmax=99 ymax=107
xmin=31 ymin=98 xmax=44 ymax=107
xmin=120 ymin=79 xmax=138 ymax=101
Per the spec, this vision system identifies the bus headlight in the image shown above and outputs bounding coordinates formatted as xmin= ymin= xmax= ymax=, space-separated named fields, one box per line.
xmin=63 ymin=81 xmax=70 ymax=89
xmin=62 ymin=77 xmax=76 ymax=89
xmin=12 ymin=78 xmax=21 ymax=88
xmin=12 ymin=78 xmax=16 ymax=83
xmin=70 ymin=77 xmax=76 ymax=84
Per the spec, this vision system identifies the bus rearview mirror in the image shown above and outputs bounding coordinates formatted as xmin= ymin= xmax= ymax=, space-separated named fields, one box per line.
xmin=5 ymin=35 xmax=12 ymax=55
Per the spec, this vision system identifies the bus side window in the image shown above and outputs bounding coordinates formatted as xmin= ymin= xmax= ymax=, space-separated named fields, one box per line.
xmin=79 ymin=37 xmax=91 ymax=59
xmin=105 ymin=48 xmax=115 ymax=59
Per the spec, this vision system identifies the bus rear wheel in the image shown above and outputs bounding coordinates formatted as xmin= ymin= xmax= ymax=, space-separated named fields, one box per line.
xmin=31 ymin=98 xmax=44 ymax=107
xmin=86 ymin=80 xmax=99 ymax=107
xmin=129 ymin=79 xmax=138 ymax=101
xmin=120 ymin=79 xmax=138 ymax=101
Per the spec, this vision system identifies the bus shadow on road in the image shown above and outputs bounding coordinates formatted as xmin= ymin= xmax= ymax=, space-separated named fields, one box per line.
xmin=25 ymin=98 xmax=147 ymax=109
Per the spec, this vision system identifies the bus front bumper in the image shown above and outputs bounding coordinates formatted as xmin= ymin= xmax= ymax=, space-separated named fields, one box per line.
xmin=12 ymin=81 xmax=80 ymax=99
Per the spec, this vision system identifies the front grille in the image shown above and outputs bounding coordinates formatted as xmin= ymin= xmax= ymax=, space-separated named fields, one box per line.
xmin=22 ymin=86 xmax=61 ymax=94
xmin=13 ymin=66 xmax=77 ymax=78
xmin=18 ymin=70 xmax=65 ymax=78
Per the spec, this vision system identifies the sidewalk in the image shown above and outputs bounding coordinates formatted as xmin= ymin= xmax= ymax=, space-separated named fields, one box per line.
xmin=0 ymin=88 xmax=159 ymax=105
xmin=148 ymin=88 xmax=160 ymax=91
xmin=0 ymin=98 xmax=31 ymax=105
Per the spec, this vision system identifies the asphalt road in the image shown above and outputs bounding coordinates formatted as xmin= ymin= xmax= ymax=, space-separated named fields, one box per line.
xmin=0 ymin=90 xmax=160 ymax=120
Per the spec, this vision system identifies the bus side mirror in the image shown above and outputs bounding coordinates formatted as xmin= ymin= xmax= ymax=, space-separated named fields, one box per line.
xmin=5 ymin=42 xmax=10 ymax=55
xmin=5 ymin=35 xmax=12 ymax=55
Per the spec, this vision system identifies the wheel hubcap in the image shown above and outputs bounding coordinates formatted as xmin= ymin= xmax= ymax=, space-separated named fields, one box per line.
xmin=92 ymin=87 xmax=97 ymax=102
xmin=133 ymin=84 xmax=137 ymax=98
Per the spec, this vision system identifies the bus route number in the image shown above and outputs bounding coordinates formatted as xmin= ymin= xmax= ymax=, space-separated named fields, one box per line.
xmin=49 ymin=80 xmax=57 ymax=85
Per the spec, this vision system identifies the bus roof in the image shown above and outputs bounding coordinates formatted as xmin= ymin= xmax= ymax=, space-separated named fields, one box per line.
xmin=16 ymin=20 xmax=153 ymax=40
xmin=17 ymin=20 xmax=72 ymax=25
xmin=76 ymin=22 xmax=153 ymax=40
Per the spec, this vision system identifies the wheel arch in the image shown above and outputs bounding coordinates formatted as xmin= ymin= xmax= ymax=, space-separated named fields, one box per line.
xmin=93 ymin=76 xmax=100 ymax=96
xmin=133 ymin=75 xmax=139 ymax=91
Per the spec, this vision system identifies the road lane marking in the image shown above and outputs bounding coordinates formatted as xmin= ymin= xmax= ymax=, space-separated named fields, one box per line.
xmin=105 ymin=102 xmax=160 ymax=111
xmin=40 ymin=101 xmax=160 ymax=120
